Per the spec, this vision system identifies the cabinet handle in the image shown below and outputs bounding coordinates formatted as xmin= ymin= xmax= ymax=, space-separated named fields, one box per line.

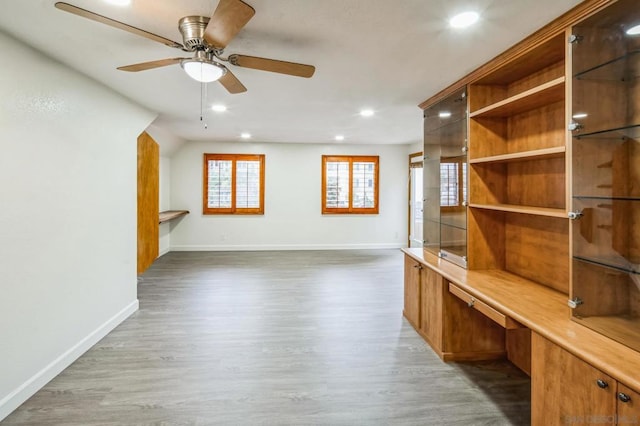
xmin=596 ymin=379 xmax=609 ymax=389
xmin=618 ymin=392 xmax=632 ymax=403
xmin=567 ymin=210 xmax=584 ymax=220
xmin=413 ymin=264 xmax=423 ymax=270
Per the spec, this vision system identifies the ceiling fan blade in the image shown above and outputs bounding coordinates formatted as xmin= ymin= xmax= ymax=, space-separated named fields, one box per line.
xmin=117 ymin=58 xmax=185 ymax=72
xmin=229 ymin=54 xmax=315 ymax=78
xmin=204 ymin=0 xmax=255 ymax=49
xmin=54 ymin=2 xmax=184 ymax=50
xmin=218 ymin=69 xmax=247 ymax=94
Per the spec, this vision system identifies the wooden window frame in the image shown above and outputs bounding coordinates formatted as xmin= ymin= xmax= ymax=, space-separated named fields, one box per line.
xmin=440 ymin=156 xmax=466 ymax=213
xmin=203 ymin=153 xmax=265 ymax=215
xmin=322 ymin=155 xmax=379 ymax=214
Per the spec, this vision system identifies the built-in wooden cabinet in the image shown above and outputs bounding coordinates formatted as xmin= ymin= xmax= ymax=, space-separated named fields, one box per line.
xmin=568 ymin=0 xmax=640 ymax=354
xmin=407 ymin=0 xmax=640 ymax=423
xmin=467 ymin=33 xmax=570 ymax=294
xmin=532 ymin=332 xmax=640 ymax=426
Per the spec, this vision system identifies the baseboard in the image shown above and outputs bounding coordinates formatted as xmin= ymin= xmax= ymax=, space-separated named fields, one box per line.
xmin=0 ymin=300 xmax=139 ymax=421
xmin=158 ymin=246 xmax=171 ymax=257
xmin=170 ymin=243 xmax=404 ymax=251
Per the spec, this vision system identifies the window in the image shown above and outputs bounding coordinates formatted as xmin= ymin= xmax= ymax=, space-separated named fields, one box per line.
xmin=203 ymin=154 xmax=265 ymax=214
xmin=322 ymin=155 xmax=379 ymax=214
xmin=440 ymin=157 xmax=466 ymax=210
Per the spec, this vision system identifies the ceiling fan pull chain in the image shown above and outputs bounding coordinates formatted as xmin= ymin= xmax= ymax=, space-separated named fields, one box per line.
xmin=200 ymin=81 xmax=208 ymax=130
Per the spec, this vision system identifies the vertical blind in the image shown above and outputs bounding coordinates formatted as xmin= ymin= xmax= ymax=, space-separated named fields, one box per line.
xmin=325 ymin=161 xmax=350 ymax=208
xmin=207 ymin=160 xmax=233 ymax=208
xmin=235 ymin=160 xmax=261 ymax=209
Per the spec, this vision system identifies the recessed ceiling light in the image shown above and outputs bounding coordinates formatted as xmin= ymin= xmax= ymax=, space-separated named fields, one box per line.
xmin=211 ymin=104 xmax=227 ymax=112
xmin=240 ymin=132 xmax=251 ymax=139
xmin=449 ymin=11 xmax=479 ymax=29
xmin=572 ymin=112 xmax=588 ymax=119
xmin=626 ymin=24 xmax=640 ymax=35
xmin=104 ymin=0 xmax=131 ymax=6
xmin=335 ymin=135 xmax=345 ymax=141
xmin=360 ymin=109 xmax=375 ymax=117
xmin=439 ymin=111 xmax=452 ymax=118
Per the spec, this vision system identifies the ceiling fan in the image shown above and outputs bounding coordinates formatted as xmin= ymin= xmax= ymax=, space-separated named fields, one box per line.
xmin=54 ymin=0 xmax=316 ymax=94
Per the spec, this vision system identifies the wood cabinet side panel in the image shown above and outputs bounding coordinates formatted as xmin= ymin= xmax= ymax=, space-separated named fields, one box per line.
xmin=137 ymin=131 xmax=159 ymax=275
xmin=443 ymin=283 xmax=506 ymax=354
xmin=469 ymin=118 xmax=508 ymax=159
xmin=469 ymin=162 xmax=507 ymax=205
xmin=507 ymin=327 xmax=532 ymax=376
xmin=467 ymin=208 xmax=506 ymax=270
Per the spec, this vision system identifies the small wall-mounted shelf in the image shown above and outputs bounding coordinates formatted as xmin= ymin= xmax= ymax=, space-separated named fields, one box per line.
xmin=159 ymin=210 xmax=189 ymax=224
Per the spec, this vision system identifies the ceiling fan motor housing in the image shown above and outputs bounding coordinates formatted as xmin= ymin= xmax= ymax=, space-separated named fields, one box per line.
xmin=178 ymin=16 xmax=210 ymax=51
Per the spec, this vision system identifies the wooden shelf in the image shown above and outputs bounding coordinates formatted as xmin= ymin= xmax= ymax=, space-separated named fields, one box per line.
xmin=470 ymin=146 xmax=566 ymax=164
xmin=470 ymin=77 xmax=565 ymax=118
xmin=469 ymin=203 xmax=567 ymax=218
xmin=159 ymin=210 xmax=189 ymax=224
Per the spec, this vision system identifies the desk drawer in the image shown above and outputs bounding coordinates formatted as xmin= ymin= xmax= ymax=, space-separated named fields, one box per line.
xmin=448 ymin=283 xmax=522 ymax=329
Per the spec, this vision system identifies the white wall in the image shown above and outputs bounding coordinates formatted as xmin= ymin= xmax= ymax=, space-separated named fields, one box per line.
xmin=158 ymin=156 xmax=172 ymax=256
xmin=170 ymin=141 xmax=408 ymax=250
xmin=408 ymin=141 xmax=422 ymax=155
xmin=0 ymin=31 xmax=155 ymax=420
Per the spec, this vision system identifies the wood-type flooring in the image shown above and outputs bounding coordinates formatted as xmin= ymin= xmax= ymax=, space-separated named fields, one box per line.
xmin=3 ymin=250 xmax=530 ymax=425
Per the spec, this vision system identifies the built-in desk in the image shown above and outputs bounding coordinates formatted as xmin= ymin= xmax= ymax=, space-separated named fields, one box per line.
xmin=402 ymin=247 xmax=640 ymax=396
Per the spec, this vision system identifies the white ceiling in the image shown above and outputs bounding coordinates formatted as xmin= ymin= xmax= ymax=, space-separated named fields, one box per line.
xmin=0 ymin=0 xmax=582 ymax=145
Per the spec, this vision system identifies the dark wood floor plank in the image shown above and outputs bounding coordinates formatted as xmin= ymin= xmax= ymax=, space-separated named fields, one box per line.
xmin=3 ymin=250 xmax=530 ymax=425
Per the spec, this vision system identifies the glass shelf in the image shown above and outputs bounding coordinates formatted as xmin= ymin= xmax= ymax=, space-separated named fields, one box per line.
xmin=574 ymin=255 xmax=640 ymax=275
xmin=424 ymin=116 xmax=466 ymax=137
xmin=574 ymin=50 xmax=640 ymax=81
xmin=440 ymin=221 xmax=467 ymax=231
xmin=440 ymin=246 xmax=467 ymax=260
xmin=574 ymin=124 xmax=640 ymax=140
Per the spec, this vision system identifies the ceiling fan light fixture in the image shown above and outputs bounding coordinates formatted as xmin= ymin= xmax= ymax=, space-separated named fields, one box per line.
xmin=181 ymin=59 xmax=226 ymax=83
xmin=449 ymin=11 xmax=479 ymax=29
xmin=627 ymin=24 xmax=640 ymax=36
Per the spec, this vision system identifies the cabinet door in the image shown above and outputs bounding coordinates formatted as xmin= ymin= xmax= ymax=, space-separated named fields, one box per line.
xmin=403 ymin=255 xmax=421 ymax=328
xmin=532 ymin=333 xmax=616 ymax=426
xmin=617 ymin=384 xmax=640 ymax=424
xmin=420 ymin=266 xmax=443 ymax=349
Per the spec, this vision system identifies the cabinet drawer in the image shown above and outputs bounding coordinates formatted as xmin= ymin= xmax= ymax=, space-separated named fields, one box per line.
xmin=448 ymin=283 xmax=522 ymax=329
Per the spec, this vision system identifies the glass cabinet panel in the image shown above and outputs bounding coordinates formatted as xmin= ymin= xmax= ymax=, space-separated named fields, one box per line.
xmin=423 ymin=88 xmax=468 ymax=267
xmin=570 ymin=0 xmax=640 ymax=352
